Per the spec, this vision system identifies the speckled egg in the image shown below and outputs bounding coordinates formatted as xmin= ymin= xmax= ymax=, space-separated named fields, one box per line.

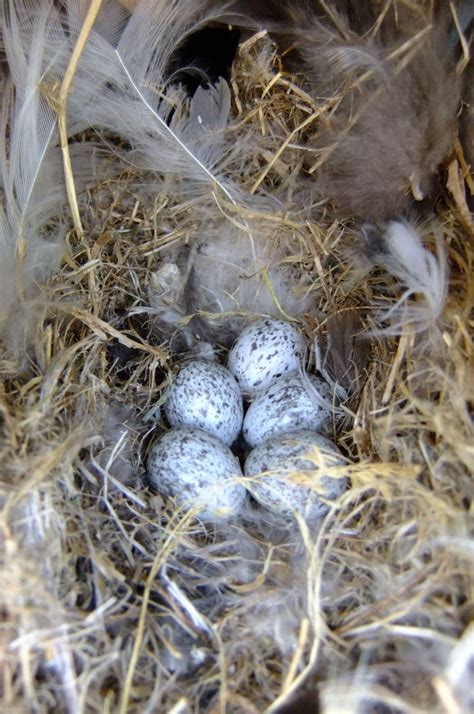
xmin=147 ymin=428 xmax=247 ymax=520
xmin=244 ymin=430 xmax=348 ymax=520
xmin=164 ymin=360 xmax=243 ymax=445
xmin=243 ymin=373 xmax=333 ymax=448
xmin=227 ymin=318 xmax=306 ymax=395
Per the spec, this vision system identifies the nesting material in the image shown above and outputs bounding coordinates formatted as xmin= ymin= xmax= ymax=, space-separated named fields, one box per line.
xmin=0 ymin=2 xmax=473 ymax=714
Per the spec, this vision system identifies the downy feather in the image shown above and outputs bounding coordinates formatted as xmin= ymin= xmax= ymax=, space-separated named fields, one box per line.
xmin=149 ymin=216 xmax=315 ymax=349
xmin=325 ymin=44 xmax=389 ymax=81
xmin=364 ymin=219 xmax=448 ymax=334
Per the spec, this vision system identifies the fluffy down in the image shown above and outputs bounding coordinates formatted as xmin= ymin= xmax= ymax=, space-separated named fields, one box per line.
xmin=149 ymin=217 xmax=314 ymax=348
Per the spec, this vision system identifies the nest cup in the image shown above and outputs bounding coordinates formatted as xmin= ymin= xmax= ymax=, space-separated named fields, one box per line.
xmin=0 ymin=2 xmax=473 ymax=713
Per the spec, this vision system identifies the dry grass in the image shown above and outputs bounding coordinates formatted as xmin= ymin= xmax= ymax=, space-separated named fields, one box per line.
xmin=1 ymin=19 xmax=473 ymax=714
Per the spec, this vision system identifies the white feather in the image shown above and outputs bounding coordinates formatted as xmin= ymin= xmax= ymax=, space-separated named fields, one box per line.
xmin=0 ymin=1 xmax=63 ymax=341
xmin=367 ymin=220 xmax=447 ymax=334
xmin=36 ymin=0 xmax=257 ymax=207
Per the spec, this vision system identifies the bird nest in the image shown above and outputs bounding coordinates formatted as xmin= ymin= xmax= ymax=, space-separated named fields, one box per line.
xmin=1 ymin=11 xmax=473 ymax=714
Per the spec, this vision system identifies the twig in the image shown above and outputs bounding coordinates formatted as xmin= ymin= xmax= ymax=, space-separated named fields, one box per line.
xmin=57 ymin=0 xmax=104 ymax=237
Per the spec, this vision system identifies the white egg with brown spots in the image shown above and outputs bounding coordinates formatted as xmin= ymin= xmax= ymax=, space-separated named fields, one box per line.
xmin=243 ymin=373 xmax=333 ymax=448
xmin=244 ymin=430 xmax=348 ymax=520
xmin=227 ymin=318 xmax=306 ymax=395
xmin=147 ymin=428 xmax=247 ymax=520
xmin=164 ymin=359 xmax=243 ymax=445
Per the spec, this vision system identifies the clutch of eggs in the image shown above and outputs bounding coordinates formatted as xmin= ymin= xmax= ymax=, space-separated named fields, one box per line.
xmin=148 ymin=317 xmax=346 ymax=522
